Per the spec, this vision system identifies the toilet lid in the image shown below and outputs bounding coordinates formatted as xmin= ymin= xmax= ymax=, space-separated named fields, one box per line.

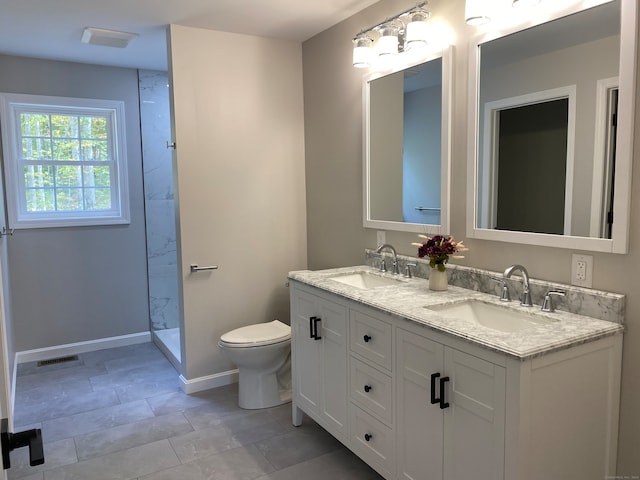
xmin=220 ymin=320 xmax=291 ymax=346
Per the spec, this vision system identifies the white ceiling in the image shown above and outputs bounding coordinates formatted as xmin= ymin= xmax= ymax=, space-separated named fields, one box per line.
xmin=0 ymin=0 xmax=380 ymax=71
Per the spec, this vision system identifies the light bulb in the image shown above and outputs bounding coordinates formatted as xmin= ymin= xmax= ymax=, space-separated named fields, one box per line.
xmin=352 ymin=35 xmax=374 ymax=68
xmin=465 ymin=0 xmax=491 ymax=25
xmin=405 ymin=9 xmax=431 ymax=50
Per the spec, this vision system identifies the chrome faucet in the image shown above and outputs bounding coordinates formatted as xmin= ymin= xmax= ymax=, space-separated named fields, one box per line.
xmin=375 ymin=244 xmax=400 ymax=275
xmin=503 ymin=264 xmax=533 ymax=306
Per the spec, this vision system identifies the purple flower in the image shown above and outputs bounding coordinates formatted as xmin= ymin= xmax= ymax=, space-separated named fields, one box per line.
xmin=417 ymin=235 xmax=465 ymax=271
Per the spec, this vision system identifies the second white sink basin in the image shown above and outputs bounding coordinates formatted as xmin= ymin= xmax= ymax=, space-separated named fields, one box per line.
xmin=427 ymin=300 xmax=554 ymax=332
xmin=329 ymin=272 xmax=405 ymax=289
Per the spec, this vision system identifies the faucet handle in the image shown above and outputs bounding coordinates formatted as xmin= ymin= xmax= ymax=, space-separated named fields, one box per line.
xmin=404 ymin=262 xmax=417 ymax=278
xmin=541 ymin=290 xmax=566 ymax=312
xmin=491 ymin=276 xmax=511 ymax=302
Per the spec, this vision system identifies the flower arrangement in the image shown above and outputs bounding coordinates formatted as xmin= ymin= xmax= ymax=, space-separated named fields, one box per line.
xmin=414 ymin=234 xmax=468 ymax=272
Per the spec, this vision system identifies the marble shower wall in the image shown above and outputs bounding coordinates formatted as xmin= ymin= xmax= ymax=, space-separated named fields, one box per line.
xmin=139 ymin=70 xmax=179 ymax=331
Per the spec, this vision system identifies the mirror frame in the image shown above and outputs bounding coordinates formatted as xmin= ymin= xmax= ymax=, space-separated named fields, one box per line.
xmin=363 ymin=45 xmax=453 ymax=234
xmin=466 ymin=0 xmax=637 ymax=253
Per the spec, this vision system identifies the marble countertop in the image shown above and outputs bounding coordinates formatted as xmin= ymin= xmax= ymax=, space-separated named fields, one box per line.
xmin=288 ymin=266 xmax=623 ymax=360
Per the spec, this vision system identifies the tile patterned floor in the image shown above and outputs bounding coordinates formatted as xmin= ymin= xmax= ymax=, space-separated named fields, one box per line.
xmin=10 ymin=342 xmax=382 ymax=480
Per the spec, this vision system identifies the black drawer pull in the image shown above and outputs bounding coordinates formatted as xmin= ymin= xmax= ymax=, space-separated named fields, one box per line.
xmin=364 ymin=433 xmax=372 ymax=442
xmin=364 ymin=384 xmax=372 ymax=393
xmin=309 ymin=317 xmax=315 ymax=339
xmin=430 ymin=373 xmax=440 ymax=405
xmin=439 ymin=376 xmax=450 ymax=409
xmin=363 ymin=334 xmax=372 ymax=343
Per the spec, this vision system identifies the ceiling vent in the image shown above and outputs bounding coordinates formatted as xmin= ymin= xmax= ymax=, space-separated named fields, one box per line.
xmin=81 ymin=27 xmax=138 ymax=48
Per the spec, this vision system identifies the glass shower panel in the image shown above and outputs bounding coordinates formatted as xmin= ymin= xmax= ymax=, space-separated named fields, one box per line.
xmin=139 ymin=70 xmax=180 ymax=365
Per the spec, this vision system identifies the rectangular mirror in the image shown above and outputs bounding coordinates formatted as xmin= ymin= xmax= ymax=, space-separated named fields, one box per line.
xmin=364 ymin=46 xmax=452 ymax=234
xmin=467 ymin=0 xmax=636 ymax=253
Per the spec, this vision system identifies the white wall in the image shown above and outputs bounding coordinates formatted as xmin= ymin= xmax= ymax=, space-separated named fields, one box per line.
xmin=0 ymin=55 xmax=150 ymax=352
xmin=167 ymin=25 xmax=307 ymax=381
xmin=302 ymin=0 xmax=640 ymax=475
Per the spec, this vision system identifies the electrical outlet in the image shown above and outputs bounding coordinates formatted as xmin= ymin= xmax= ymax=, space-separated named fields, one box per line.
xmin=377 ymin=230 xmax=386 ymax=247
xmin=571 ymin=253 xmax=593 ymax=288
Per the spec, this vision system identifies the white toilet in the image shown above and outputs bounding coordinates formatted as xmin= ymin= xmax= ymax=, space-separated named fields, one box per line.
xmin=218 ymin=320 xmax=292 ymax=410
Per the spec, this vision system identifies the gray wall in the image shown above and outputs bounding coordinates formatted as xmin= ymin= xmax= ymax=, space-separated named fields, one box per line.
xmin=302 ymin=0 xmax=639 ymax=475
xmin=0 ymin=55 xmax=150 ymax=352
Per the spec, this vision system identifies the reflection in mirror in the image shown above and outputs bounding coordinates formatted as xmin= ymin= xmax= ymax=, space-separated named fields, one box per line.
xmin=468 ymin=0 xmax=635 ymax=253
xmin=365 ymin=48 xmax=451 ymax=234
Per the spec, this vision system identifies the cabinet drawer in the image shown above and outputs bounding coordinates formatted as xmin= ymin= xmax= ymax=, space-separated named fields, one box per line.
xmin=350 ymin=309 xmax=392 ymax=370
xmin=350 ymin=357 xmax=393 ymax=425
xmin=350 ymin=404 xmax=394 ymax=477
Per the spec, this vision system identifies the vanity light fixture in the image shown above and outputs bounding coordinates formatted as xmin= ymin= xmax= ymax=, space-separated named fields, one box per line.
xmin=465 ymin=0 xmax=491 ymax=25
xmin=352 ymin=1 xmax=431 ymax=69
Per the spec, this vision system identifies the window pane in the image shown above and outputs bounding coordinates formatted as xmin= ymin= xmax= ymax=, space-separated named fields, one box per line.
xmin=80 ymin=116 xmax=107 ymax=139
xmin=22 ymin=138 xmax=52 ymax=160
xmin=25 ymin=188 xmax=54 ymax=212
xmin=51 ymin=115 xmax=78 ymax=138
xmin=81 ymin=140 xmax=108 ymax=161
xmin=56 ymin=188 xmax=83 ymax=211
xmin=24 ymin=165 xmax=54 ymax=187
xmin=21 ymin=113 xmax=50 ymax=136
xmin=83 ymin=166 xmax=111 ymax=188
xmin=85 ymin=187 xmax=111 ymax=210
xmin=55 ymin=165 xmax=82 ymax=187
xmin=53 ymin=139 xmax=80 ymax=161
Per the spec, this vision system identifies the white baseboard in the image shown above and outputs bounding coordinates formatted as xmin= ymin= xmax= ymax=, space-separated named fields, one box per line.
xmin=15 ymin=331 xmax=151 ymax=364
xmin=179 ymin=369 xmax=238 ymax=395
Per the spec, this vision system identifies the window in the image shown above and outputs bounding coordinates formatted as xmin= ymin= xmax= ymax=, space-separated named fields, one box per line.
xmin=0 ymin=93 xmax=130 ymax=228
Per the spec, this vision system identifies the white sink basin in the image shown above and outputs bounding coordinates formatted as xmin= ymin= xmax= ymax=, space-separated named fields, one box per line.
xmin=329 ymin=272 xmax=405 ymax=289
xmin=427 ymin=300 xmax=554 ymax=332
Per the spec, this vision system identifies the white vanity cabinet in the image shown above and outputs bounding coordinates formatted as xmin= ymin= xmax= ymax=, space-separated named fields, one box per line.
xmin=396 ymin=325 xmax=505 ymax=480
xmin=290 ymin=285 xmax=349 ymax=443
xmin=289 ymin=280 xmax=622 ymax=480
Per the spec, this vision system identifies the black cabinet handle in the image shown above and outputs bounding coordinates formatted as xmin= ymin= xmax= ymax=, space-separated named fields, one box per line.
xmin=364 ymin=384 xmax=372 ymax=393
xmin=363 ymin=334 xmax=372 ymax=343
xmin=364 ymin=433 xmax=372 ymax=442
xmin=311 ymin=317 xmax=322 ymax=340
xmin=1 ymin=418 xmax=44 ymax=469
xmin=309 ymin=317 xmax=315 ymax=339
xmin=430 ymin=373 xmax=440 ymax=405
xmin=439 ymin=376 xmax=450 ymax=409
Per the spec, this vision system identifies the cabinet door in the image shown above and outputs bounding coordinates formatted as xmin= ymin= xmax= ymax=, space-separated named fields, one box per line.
xmin=291 ymin=289 xmax=321 ymax=415
xmin=443 ymin=348 xmax=506 ymax=480
xmin=318 ymin=296 xmax=349 ymax=439
xmin=396 ymin=328 xmax=445 ymax=480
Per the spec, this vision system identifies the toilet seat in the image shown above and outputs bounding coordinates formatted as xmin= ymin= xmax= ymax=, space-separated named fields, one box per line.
xmin=220 ymin=320 xmax=291 ymax=348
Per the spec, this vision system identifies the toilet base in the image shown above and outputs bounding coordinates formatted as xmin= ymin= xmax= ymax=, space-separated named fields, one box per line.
xmin=238 ymin=370 xmax=292 ymax=409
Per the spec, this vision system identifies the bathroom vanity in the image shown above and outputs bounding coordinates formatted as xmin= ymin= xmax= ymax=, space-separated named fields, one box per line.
xmin=289 ymin=266 xmax=623 ymax=480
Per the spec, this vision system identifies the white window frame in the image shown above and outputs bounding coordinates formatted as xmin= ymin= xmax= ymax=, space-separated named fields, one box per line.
xmin=0 ymin=93 xmax=130 ymax=229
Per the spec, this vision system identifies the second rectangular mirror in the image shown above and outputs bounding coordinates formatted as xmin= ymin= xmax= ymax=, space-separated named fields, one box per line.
xmin=467 ymin=0 xmax=636 ymax=253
